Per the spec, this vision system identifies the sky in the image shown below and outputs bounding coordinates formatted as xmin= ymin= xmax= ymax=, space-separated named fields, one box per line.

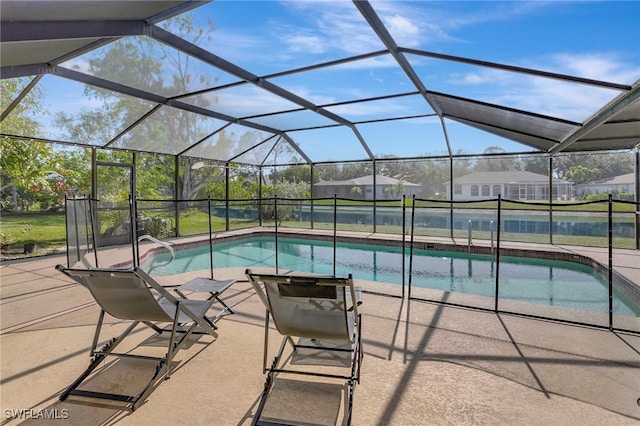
xmin=17 ymin=0 xmax=640 ymax=164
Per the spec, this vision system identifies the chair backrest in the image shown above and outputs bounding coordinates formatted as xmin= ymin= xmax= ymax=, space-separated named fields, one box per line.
xmin=247 ymin=270 xmax=357 ymax=340
xmin=57 ymin=266 xmax=173 ymax=322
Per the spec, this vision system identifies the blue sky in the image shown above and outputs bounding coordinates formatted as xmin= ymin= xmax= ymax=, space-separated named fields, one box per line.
xmin=206 ymin=1 xmax=639 ymax=78
xmin=26 ymin=1 xmax=640 ymax=163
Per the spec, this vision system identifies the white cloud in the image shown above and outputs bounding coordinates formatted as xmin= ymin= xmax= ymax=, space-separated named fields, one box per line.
xmin=284 ymin=33 xmax=327 ymax=54
xmin=385 ymin=14 xmax=420 ymax=46
xmin=277 ymin=1 xmax=383 ymax=55
xmin=549 ymin=53 xmax=638 ymax=85
xmin=63 ymin=57 xmax=91 ymax=74
xmin=196 ymin=85 xmax=300 ymax=117
xmin=439 ymin=49 xmax=638 ymax=121
xmin=369 ymin=0 xmax=551 ymax=47
xmin=448 ymin=71 xmax=502 ymax=86
xmin=437 ymin=51 xmax=637 ymax=122
xmin=514 ymin=53 xmax=638 ymax=119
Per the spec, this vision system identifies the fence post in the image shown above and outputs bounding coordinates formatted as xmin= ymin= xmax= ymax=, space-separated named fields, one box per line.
xmin=549 ymin=156 xmax=554 ymax=245
xmin=494 ymin=194 xmax=502 ymax=312
xmin=490 ymin=220 xmax=494 ymax=258
xmin=608 ymin=193 xmax=613 ymax=331
xmin=275 ymin=197 xmax=279 ymax=274
xmin=408 ymin=194 xmax=416 ymax=299
xmin=373 ymin=170 xmax=377 ymax=234
xmin=310 ymin=164 xmax=315 ymax=230
xmin=225 ymin=165 xmax=230 ymax=231
xmin=402 ymin=194 xmax=406 ymax=293
xmin=333 ymin=194 xmax=337 ymax=276
xmin=65 ymin=194 xmax=72 ymax=267
xmin=449 ymin=157 xmax=454 ymax=239
xmin=208 ymin=196 xmax=214 ymax=280
xmin=88 ymin=196 xmax=98 ymax=268
xmin=174 ymin=156 xmax=180 ymax=238
xmin=130 ymin=195 xmax=139 ymax=267
xmin=258 ymin=168 xmax=263 ymax=226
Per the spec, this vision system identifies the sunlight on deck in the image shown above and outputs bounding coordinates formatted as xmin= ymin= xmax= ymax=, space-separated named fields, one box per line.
xmin=1 ymin=254 xmax=639 ymax=425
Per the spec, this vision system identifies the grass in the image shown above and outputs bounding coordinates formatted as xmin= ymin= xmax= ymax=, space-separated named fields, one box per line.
xmin=177 ymin=211 xmax=260 ymax=235
xmin=1 ymin=205 xmax=638 ymax=258
xmin=0 ymin=213 xmax=67 ymax=249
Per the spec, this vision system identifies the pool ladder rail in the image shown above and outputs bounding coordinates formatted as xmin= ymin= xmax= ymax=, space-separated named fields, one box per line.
xmin=137 ymin=234 xmax=175 ymax=273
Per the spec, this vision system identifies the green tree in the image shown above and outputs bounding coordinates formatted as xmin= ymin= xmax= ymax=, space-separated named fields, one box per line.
xmin=384 ymin=181 xmax=406 ymax=199
xmin=474 ymin=146 xmax=521 ymax=172
xmin=350 ymin=186 xmax=363 ymax=198
xmin=261 ymin=179 xmax=310 ymax=224
xmin=564 ymin=165 xmax=601 ymax=184
xmin=57 ymin=14 xmax=220 ymax=200
xmin=554 ymin=152 xmax=633 ymax=180
xmin=136 ymin=153 xmax=175 ymax=199
xmin=520 ymin=154 xmax=549 ymax=175
xmin=319 ymin=162 xmax=371 ymax=181
xmin=271 ymin=164 xmax=312 ymax=185
xmin=0 ymin=78 xmax=59 ymax=211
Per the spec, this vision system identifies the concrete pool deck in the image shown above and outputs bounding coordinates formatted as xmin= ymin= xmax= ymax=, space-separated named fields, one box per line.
xmin=1 ymin=230 xmax=639 ymax=425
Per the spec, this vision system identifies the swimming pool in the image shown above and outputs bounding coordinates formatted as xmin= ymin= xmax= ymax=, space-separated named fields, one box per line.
xmin=144 ymin=236 xmax=638 ymax=316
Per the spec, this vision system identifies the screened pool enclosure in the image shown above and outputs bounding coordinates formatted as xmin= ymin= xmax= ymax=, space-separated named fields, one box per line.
xmin=2 ymin=1 xmax=639 ymax=331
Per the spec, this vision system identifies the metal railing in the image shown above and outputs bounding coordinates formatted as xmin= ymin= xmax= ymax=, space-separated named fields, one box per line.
xmin=136 ymin=234 xmax=175 ymax=273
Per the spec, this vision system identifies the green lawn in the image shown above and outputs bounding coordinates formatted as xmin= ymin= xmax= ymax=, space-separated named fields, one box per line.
xmin=0 ymin=213 xmax=67 ymax=249
xmin=1 ymin=205 xmax=637 ymax=257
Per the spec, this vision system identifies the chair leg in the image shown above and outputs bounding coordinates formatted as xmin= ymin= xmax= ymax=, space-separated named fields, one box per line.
xmin=251 ymin=369 xmax=275 ymax=426
xmin=253 ymin=336 xmax=288 ymax=425
xmin=174 ymin=286 xmax=235 ymax=325
xmin=213 ymin=294 xmax=234 ymax=315
xmin=165 ymin=301 xmax=181 ymax=380
xmin=345 ymin=379 xmax=356 ymax=426
xmin=132 ymin=319 xmax=201 ymax=410
xmin=356 ymin=313 xmax=363 ymax=383
xmin=60 ymin=320 xmax=139 ymax=402
xmin=89 ymin=310 xmax=106 ymax=356
xmin=251 ymin=336 xmax=287 ymax=426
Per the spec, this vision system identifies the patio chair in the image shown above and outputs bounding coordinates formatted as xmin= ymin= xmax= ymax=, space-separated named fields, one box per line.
xmin=245 ymin=268 xmax=363 ymax=425
xmin=55 ymin=265 xmax=231 ymax=410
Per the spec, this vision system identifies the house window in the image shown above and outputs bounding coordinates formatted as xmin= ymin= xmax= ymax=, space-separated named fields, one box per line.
xmin=471 ymin=185 xmax=479 ymax=196
xmin=482 ymin=185 xmax=490 ymax=196
xmin=454 ymin=184 xmax=462 ymax=195
xmin=519 ymin=185 xmax=527 ymax=199
xmin=492 ymin=185 xmax=501 ymax=196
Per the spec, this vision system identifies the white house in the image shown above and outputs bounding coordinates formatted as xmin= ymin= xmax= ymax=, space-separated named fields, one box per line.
xmin=313 ymin=175 xmax=421 ymax=200
xmin=445 ymin=171 xmax=573 ymax=201
xmin=575 ymin=173 xmax=635 ymax=199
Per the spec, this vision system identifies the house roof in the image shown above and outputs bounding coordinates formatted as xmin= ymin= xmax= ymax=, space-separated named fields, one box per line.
xmin=580 ymin=172 xmax=636 ymax=186
xmin=451 ymin=171 xmax=571 ymax=185
xmin=314 ymin=175 xmax=420 ymax=187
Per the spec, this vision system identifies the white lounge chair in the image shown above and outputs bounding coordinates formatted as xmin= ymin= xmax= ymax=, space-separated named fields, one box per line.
xmin=55 ymin=265 xmax=233 ymax=410
xmin=245 ymin=268 xmax=363 ymax=425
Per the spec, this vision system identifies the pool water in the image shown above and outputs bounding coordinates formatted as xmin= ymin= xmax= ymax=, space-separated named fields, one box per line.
xmin=144 ymin=236 xmax=638 ymax=316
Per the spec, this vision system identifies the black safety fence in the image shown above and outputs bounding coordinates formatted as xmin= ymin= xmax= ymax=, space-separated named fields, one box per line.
xmin=64 ymin=194 xmax=639 ymax=334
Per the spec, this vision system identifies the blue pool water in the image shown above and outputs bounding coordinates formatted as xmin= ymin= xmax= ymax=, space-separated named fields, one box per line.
xmin=144 ymin=236 xmax=638 ymax=316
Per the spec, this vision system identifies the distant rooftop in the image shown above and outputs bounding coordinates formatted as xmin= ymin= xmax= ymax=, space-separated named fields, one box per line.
xmin=451 ymin=171 xmax=571 ymax=184
xmin=314 ymin=175 xmax=420 ymax=187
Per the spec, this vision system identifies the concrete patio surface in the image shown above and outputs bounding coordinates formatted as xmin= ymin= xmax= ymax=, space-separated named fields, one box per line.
xmin=1 ymin=238 xmax=640 ymax=425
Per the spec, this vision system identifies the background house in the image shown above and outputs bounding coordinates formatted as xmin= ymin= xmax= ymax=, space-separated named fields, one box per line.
xmin=445 ymin=171 xmax=573 ymax=201
xmin=575 ymin=173 xmax=636 ymax=199
xmin=313 ymin=175 xmax=421 ymax=200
